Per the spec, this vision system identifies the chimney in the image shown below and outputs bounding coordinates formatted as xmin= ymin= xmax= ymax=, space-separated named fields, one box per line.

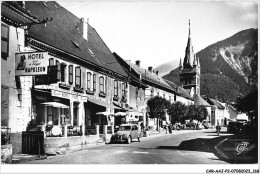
xmin=79 ymin=17 xmax=88 ymax=41
xmin=148 ymin=66 xmax=153 ymax=72
xmin=156 ymin=71 xmax=159 ymax=76
xmin=135 ymin=60 xmax=140 ymax=67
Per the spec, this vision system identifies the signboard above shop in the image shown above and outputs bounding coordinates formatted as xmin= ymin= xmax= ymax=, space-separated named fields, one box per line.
xmin=15 ymin=52 xmax=48 ymax=76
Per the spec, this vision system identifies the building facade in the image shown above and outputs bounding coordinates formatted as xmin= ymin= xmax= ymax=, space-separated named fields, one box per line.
xmin=2 ymin=1 xmax=132 ymax=154
xmin=1 ymin=1 xmax=41 ymax=153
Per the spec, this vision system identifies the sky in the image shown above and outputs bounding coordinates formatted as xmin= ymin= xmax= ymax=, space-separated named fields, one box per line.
xmin=57 ymin=0 xmax=258 ymax=69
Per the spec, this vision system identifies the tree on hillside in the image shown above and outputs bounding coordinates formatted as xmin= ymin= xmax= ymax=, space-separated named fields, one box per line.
xmin=235 ymin=87 xmax=258 ymax=124
xmin=147 ymin=96 xmax=170 ymax=130
xmin=195 ymin=106 xmax=208 ymax=122
xmin=185 ymin=105 xmax=208 ymax=122
xmin=167 ymin=101 xmax=187 ymax=124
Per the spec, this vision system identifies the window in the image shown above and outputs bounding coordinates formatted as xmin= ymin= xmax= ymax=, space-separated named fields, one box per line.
xmin=49 ymin=58 xmax=54 ymax=66
xmin=122 ymin=83 xmax=126 ymax=95
xmin=157 ymin=92 xmax=159 ymax=96
xmin=60 ymin=63 xmax=67 ymax=82
xmin=99 ymin=76 xmax=104 ymax=93
xmin=47 ymin=106 xmax=53 ymax=125
xmin=87 ymin=72 xmax=92 ymax=90
xmin=75 ymin=66 xmax=81 ymax=87
xmin=169 ymin=96 xmax=171 ymax=102
xmin=1 ymin=24 xmax=9 ymax=59
xmin=69 ymin=65 xmax=73 ymax=84
xmin=163 ymin=94 xmax=165 ymax=98
xmin=56 ymin=60 xmax=61 ymax=81
xmin=93 ymin=74 xmax=96 ymax=91
xmin=114 ymin=80 xmax=118 ymax=96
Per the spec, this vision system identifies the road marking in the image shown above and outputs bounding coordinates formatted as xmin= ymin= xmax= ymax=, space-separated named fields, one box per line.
xmin=115 ymin=150 xmax=127 ymax=154
xmin=133 ymin=151 xmax=149 ymax=154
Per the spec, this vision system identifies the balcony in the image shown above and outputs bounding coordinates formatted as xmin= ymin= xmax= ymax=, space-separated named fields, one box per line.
xmin=113 ymin=95 xmax=119 ymax=101
xmin=73 ymin=86 xmax=84 ymax=93
xmin=121 ymin=95 xmax=127 ymax=103
xmin=86 ymin=89 xmax=94 ymax=95
xmin=59 ymin=82 xmax=71 ymax=90
xmin=99 ymin=92 xmax=106 ymax=98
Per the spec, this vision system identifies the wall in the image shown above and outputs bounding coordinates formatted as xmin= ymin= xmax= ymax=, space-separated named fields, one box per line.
xmin=228 ymin=107 xmax=238 ymax=121
xmin=129 ymin=85 xmax=137 ymax=108
xmin=44 ymin=135 xmax=99 ymax=154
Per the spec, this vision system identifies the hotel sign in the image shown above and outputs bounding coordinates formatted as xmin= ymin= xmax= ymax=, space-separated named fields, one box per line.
xmin=15 ymin=52 xmax=48 ymax=76
xmin=51 ymin=90 xmax=87 ymax=101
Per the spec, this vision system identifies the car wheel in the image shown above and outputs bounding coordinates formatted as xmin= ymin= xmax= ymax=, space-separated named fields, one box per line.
xmin=126 ymin=136 xmax=131 ymax=144
xmin=138 ymin=137 xmax=141 ymax=142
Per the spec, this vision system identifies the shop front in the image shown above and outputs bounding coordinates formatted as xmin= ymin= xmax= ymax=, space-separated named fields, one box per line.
xmin=27 ymin=88 xmax=101 ymax=154
xmin=85 ymin=98 xmax=120 ymax=135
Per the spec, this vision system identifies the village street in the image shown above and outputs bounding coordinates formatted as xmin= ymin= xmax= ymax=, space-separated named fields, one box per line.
xmin=23 ymin=128 xmax=233 ymax=164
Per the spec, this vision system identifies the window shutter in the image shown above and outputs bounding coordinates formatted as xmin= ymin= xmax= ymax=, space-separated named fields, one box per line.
xmin=82 ymin=69 xmax=86 ymax=90
xmin=1 ymin=24 xmax=9 ymax=59
xmin=93 ymin=74 xmax=96 ymax=92
xmin=96 ymin=74 xmax=99 ymax=92
xmin=69 ymin=65 xmax=73 ymax=84
xmin=1 ymin=86 xmax=9 ymax=126
xmin=118 ymin=82 xmax=122 ymax=98
xmin=56 ymin=61 xmax=61 ymax=81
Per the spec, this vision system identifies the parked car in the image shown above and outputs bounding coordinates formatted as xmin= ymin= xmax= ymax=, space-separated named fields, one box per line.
xmin=110 ymin=124 xmax=142 ymax=144
xmin=202 ymin=121 xmax=210 ymax=129
xmin=227 ymin=121 xmax=247 ymax=134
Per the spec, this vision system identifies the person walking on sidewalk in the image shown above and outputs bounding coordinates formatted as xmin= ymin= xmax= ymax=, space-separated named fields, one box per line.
xmin=216 ymin=123 xmax=221 ymax=135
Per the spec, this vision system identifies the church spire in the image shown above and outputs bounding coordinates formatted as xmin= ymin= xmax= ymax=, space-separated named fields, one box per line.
xmin=183 ymin=19 xmax=194 ymax=69
xmin=188 ymin=19 xmax=191 ymax=39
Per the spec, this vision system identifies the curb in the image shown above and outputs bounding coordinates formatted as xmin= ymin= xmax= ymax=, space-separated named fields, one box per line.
xmin=215 ymin=138 xmax=230 ymax=160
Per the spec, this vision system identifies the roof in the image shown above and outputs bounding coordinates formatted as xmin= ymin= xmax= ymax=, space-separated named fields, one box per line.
xmin=25 ymin=1 xmax=128 ymax=78
xmin=164 ymin=79 xmax=193 ymax=100
xmin=228 ymin=105 xmax=239 ymax=113
xmin=127 ymin=61 xmax=175 ymax=92
xmin=206 ymin=98 xmax=225 ymax=109
xmin=113 ymin=53 xmax=148 ymax=88
xmin=1 ymin=2 xmax=39 ymax=26
xmin=183 ymin=20 xmax=194 ymax=69
xmin=193 ymin=94 xmax=211 ymax=106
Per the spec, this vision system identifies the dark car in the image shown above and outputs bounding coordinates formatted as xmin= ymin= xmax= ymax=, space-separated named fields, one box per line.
xmin=227 ymin=121 xmax=246 ymax=134
xmin=110 ymin=124 xmax=142 ymax=144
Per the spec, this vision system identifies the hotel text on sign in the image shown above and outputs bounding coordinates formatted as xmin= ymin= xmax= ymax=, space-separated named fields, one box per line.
xmin=15 ymin=52 xmax=48 ymax=76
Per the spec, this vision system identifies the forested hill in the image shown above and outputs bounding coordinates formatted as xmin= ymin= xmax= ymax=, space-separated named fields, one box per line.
xmin=163 ymin=28 xmax=258 ymax=102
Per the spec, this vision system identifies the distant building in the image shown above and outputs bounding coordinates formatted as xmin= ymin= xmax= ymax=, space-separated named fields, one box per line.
xmin=204 ymin=97 xmax=225 ymax=126
xmin=122 ymin=59 xmax=194 ymax=129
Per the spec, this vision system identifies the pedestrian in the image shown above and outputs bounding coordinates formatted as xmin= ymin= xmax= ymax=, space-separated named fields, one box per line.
xmin=216 ymin=123 xmax=221 ymax=135
xmin=140 ymin=122 xmax=144 ymax=132
xmin=165 ymin=122 xmax=168 ymax=134
xmin=168 ymin=123 xmax=172 ymax=134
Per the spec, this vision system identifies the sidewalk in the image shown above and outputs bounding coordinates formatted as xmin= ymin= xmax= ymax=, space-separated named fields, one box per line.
xmin=215 ymin=133 xmax=258 ymax=163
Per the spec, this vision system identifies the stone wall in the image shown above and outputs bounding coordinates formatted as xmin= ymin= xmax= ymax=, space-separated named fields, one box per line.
xmin=44 ymin=135 xmax=99 ymax=154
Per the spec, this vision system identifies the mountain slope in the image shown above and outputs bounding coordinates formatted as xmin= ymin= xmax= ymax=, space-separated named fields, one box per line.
xmin=163 ymin=28 xmax=257 ymax=102
xmin=154 ymin=59 xmax=179 ymax=77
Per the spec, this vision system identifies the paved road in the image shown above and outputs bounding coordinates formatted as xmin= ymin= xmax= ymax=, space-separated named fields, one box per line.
xmin=24 ymin=128 xmax=233 ymax=164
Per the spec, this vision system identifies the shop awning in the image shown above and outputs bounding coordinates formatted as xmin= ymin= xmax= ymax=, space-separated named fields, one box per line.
xmin=88 ymin=98 xmax=121 ymax=109
xmin=41 ymin=102 xmax=69 ymax=108
xmin=96 ymin=111 xmax=114 ymax=116
xmin=114 ymin=112 xmax=127 ymax=116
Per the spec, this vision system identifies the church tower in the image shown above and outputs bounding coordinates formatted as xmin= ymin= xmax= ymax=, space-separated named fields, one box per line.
xmin=179 ymin=20 xmax=201 ymax=95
